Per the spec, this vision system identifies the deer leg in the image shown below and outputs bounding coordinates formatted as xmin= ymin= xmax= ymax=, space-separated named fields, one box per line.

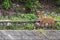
xmin=41 ymin=22 xmax=45 ymax=29
xmin=47 ymin=23 xmax=51 ymax=29
xmin=51 ymin=22 xmax=55 ymax=29
xmin=49 ymin=24 xmax=51 ymax=29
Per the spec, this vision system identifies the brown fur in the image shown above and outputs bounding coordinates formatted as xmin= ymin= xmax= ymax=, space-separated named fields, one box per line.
xmin=38 ymin=11 xmax=55 ymax=28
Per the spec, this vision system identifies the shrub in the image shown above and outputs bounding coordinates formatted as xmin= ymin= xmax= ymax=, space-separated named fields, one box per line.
xmin=6 ymin=23 xmax=15 ymax=30
xmin=54 ymin=0 xmax=60 ymax=6
xmin=19 ymin=0 xmax=40 ymax=12
xmin=55 ymin=22 xmax=60 ymax=29
xmin=24 ymin=23 xmax=34 ymax=30
xmin=56 ymin=7 xmax=60 ymax=13
xmin=2 ymin=0 xmax=12 ymax=9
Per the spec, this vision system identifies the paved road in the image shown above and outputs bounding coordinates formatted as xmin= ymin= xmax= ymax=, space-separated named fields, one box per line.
xmin=0 ymin=30 xmax=60 ymax=40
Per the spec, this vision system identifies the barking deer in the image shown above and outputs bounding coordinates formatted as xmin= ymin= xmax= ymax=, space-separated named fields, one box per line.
xmin=38 ymin=11 xmax=55 ymax=29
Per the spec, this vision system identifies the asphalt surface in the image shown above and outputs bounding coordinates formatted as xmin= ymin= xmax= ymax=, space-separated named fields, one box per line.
xmin=0 ymin=30 xmax=60 ymax=40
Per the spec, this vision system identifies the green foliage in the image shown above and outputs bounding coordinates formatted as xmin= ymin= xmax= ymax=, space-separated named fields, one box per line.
xmin=24 ymin=23 xmax=34 ymax=30
xmin=0 ymin=23 xmax=35 ymax=30
xmin=48 ymin=12 xmax=55 ymax=18
xmin=0 ymin=13 xmax=60 ymax=20
xmin=46 ymin=12 xmax=55 ymax=19
xmin=0 ymin=14 xmax=38 ymax=20
xmin=54 ymin=0 xmax=60 ymax=6
xmin=2 ymin=0 xmax=40 ymax=11
xmin=2 ymin=0 xmax=12 ymax=9
xmin=0 ymin=24 xmax=3 ymax=30
xmin=7 ymin=23 xmax=15 ymax=30
xmin=56 ymin=7 xmax=60 ymax=13
xmin=55 ymin=22 xmax=60 ymax=29
xmin=0 ymin=16 xmax=9 ymax=20
xmin=18 ymin=14 xmax=38 ymax=20
xmin=55 ymin=16 xmax=60 ymax=20
xmin=19 ymin=0 xmax=40 ymax=11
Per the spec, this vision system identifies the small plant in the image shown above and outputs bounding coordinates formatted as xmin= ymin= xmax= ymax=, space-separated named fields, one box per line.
xmin=7 ymin=23 xmax=15 ymax=30
xmin=24 ymin=23 xmax=34 ymax=30
xmin=37 ymin=29 xmax=49 ymax=39
xmin=38 ymin=29 xmax=46 ymax=36
xmin=55 ymin=22 xmax=60 ymax=29
xmin=2 ymin=0 xmax=12 ymax=9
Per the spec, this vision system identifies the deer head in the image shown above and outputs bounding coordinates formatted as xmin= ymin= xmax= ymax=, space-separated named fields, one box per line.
xmin=38 ymin=11 xmax=45 ymax=21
